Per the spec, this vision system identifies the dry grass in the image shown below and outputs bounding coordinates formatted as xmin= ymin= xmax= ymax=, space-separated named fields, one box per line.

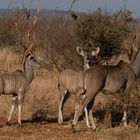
xmin=0 ymin=8 xmax=139 ymax=139
xmin=0 ymin=48 xmax=140 ymax=140
xmin=0 ymin=120 xmax=140 ymax=140
xmin=0 ymin=47 xmax=75 ymax=124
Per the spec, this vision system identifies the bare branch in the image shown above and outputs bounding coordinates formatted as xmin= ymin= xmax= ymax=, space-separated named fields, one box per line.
xmin=21 ymin=0 xmax=40 ymax=63
xmin=47 ymin=7 xmax=58 ymax=30
xmin=63 ymin=0 xmax=78 ymax=25
xmin=8 ymin=0 xmax=18 ymax=9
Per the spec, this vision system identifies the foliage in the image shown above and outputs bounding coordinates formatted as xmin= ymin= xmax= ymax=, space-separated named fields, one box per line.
xmin=0 ymin=10 xmax=79 ymax=70
xmin=0 ymin=9 xmax=136 ymax=70
xmin=102 ymin=81 xmax=140 ymax=126
xmin=74 ymin=9 xmax=135 ymax=62
xmin=0 ymin=9 xmax=28 ymax=47
xmin=0 ymin=8 xmax=140 ymax=128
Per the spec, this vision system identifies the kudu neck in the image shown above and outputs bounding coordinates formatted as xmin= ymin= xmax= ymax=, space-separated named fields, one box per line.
xmin=130 ymin=47 xmax=140 ymax=78
xmin=23 ymin=59 xmax=34 ymax=83
xmin=84 ymin=60 xmax=90 ymax=72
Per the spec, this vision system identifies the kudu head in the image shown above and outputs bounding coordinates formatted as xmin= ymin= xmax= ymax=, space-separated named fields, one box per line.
xmin=25 ymin=50 xmax=48 ymax=70
xmin=76 ymin=47 xmax=100 ymax=71
xmin=24 ymin=51 xmax=43 ymax=68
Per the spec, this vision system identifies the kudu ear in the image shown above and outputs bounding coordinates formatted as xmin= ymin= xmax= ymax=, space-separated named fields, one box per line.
xmin=91 ymin=47 xmax=100 ymax=56
xmin=76 ymin=47 xmax=85 ymax=57
xmin=25 ymin=50 xmax=35 ymax=59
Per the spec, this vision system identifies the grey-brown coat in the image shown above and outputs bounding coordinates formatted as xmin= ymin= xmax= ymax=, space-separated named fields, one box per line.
xmin=58 ymin=47 xmax=100 ymax=125
xmin=0 ymin=51 xmax=43 ymax=126
xmin=72 ymin=61 xmax=135 ymax=130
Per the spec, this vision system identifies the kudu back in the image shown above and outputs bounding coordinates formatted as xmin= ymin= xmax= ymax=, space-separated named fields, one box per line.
xmin=129 ymin=47 xmax=140 ymax=79
xmin=58 ymin=47 xmax=99 ymax=125
xmin=0 ymin=51 xmax=43 ymax=126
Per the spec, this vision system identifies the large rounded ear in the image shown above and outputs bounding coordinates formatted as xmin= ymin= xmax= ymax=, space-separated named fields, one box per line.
xmin=76 ymin=47 xmax=85 ymax=57
xmin=25 ymin=50 xmax=33 ymax=57
xmin=91 ymin=47 xmax=100 ymax=56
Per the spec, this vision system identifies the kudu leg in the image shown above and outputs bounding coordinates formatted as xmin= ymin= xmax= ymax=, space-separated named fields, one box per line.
xmin=71 ymin=93 xmax=94 ymax=130
xmin=89 ymin=109 xmax=96 ymax=130
xmin=58 ymin=90 xmax=70 ymax=124
xmin=122 ymin=110 xmax=127 ymax=127
xmin=84 ymin=107 xmax=91 ymax=128
xmin=18 ymin=104 xmax=22 ymax=126
xmin=7 ymin=95 xmax=18 ymax=124
xmin=87 ymin=99 xmax=96 ymax=130
xmin=18 ymin=93 xmax=25 ymax=126
xmin=71 ymin=105 xmax=84 ymax=130
xmin=121 ymin=81 xmax=134 ymax=127
xmin=58 ymin=94 xmax=65 ymax=124
xmin=71 ymin=106 xmax=92 ymax=131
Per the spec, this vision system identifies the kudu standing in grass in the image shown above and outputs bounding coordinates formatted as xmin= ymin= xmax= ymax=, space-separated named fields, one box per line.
xmin=58 ymin=47 xmax=99 ymax=127
xmin=0 ymin=50 xmax=44 ymax=126
xmin=0 ymin=1 xmax=43 ymax=126
xmin=71 ymin=52 xmax=136 ymax=130
xmin=103 ymin=47 xmax=140 ymax=127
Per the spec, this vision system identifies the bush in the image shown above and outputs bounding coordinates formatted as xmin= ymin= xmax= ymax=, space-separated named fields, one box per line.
xmin=0 ymin=9 xmax=137 ymax=70
xmin=0 ymin=10 xmax=26 ymax=47
xmin=99 ymin=81 xmax=140 ymax=126
xmin=36 ymin=18 xmax=82 ymax=71
xmin=74 ymin=9 xmax=135 ymax=62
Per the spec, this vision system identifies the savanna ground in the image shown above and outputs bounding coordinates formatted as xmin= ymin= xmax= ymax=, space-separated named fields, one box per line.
xmin=0 ymin=48 xmax=140 ymax=140
xmin=0 ymin=8 xmax=140 ymax=140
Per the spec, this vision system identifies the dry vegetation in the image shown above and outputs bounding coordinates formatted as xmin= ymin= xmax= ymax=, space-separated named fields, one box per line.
xmin=0 ymin=8 xmax=140 ymax=140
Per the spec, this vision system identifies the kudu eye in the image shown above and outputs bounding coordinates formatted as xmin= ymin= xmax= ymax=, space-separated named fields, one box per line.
xmin=84 ymin=55 xmax=90 ymax=62
xmin=30 ymin=56 xmax=34 ymax=60
xmin=29 ymin=56 xmax=36 ymax=62
xmin=79 ymin=91 xmax=86 ymax=100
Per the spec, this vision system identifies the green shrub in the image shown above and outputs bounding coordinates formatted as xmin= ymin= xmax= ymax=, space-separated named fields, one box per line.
xmin=74 ymin=9 xmax=135 ymax=62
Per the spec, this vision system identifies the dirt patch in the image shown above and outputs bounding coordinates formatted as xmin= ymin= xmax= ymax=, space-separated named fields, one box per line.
xmin=0 ymin=119 xmax=140 ymax=140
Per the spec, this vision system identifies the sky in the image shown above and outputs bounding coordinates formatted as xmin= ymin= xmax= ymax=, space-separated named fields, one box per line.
xmin=0 ymin=0 xmax=139 ymax=18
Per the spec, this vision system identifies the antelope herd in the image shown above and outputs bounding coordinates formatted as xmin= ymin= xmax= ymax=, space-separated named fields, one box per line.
xmin=0 ymin=5 xmax=140 ymax=132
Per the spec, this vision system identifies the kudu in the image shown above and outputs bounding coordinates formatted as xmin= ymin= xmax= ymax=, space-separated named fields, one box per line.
xmin=129 ymin=47 xmax=140 ymax=79
xmin=0 ymin=51 xmax=44 ymax=126
xmin=58 ymin=47 xmax=99 ymax=126
xmin=71 ymin=55 xmax=136 ymax=130
xmin=82 ymin=47 xmax=140 ymax=128
xmin=0 ymin=0 xmax=42 ymax=126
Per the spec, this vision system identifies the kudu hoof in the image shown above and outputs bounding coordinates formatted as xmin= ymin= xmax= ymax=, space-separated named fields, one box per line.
xmin=87 ymin=124 xmax=92 ymax=129
xmin=58 ymin=121 xmax=64 ymax=125
xmin=70 ymin=123 xmax=76 ymax=132
xmin=18 ymin=122 xmax=24 ymax=127
xmin=19 ymin=124 xmax=23 ymax=127
xmin=88 ymin=125 xmax=96 ymax=131
xmin=92 ymin=128 xmax=96 ymax=131
xmin=6 ymin=121 xmax=11 ymax=126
